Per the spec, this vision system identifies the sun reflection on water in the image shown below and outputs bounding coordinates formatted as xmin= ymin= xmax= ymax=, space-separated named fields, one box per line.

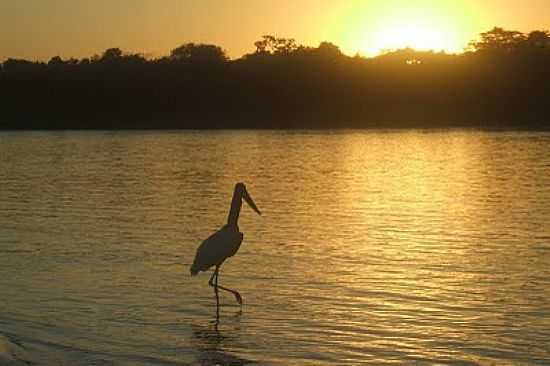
xmin=0 ymin=130 xmax=549 ymax=364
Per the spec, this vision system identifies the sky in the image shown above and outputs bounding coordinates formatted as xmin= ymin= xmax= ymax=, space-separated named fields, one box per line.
xmin=1 ymin=0 xmax=549 ymax=61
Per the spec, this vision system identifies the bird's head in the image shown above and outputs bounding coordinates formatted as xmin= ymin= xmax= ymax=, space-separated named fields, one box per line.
xmin=236 ymin=182 xmax=261 ymax=216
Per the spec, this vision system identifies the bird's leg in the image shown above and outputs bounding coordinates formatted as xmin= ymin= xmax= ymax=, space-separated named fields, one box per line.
xmin=217 ymin=284 xmax=243 ymax=306
xmin=210 ymin=266 xmax=242 ymax=306
xmin=209 ymin=266 xmax=220 ymax=310
xmin=216 ymin=268 xmax=242 ymax=306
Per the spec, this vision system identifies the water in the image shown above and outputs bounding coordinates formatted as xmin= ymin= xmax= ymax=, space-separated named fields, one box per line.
xmin=0 ymin=130 xmax=549 ymax=365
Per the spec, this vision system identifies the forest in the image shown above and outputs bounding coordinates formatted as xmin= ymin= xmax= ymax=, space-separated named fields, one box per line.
xmin=1 ymin=27 xmax=549 ymax=129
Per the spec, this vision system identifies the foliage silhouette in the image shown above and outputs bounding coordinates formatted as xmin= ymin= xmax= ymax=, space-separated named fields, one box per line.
xmin=0 ymin=27 xmax=549 ymax=130
xmin=254 ymin=35 xmax=300 ymax=55
xmin=170 ymin=43 xmax=228 ymax=64
xmin=469 ymin=27 xmax=527 ymax=53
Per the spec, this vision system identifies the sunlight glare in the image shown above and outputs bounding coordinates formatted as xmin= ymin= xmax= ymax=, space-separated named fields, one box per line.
xmin=337 ymin=1 xmax=471 ymax=57
xmin=366 ymin=20 xmax=458 ymax=55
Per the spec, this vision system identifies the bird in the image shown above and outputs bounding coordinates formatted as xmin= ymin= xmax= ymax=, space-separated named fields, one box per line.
xmin=190 ymin=183 xmax=261 ymax=308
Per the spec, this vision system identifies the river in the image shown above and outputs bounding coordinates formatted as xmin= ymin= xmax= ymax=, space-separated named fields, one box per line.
xmin=1 ymin=130 xmax=549 ymax=365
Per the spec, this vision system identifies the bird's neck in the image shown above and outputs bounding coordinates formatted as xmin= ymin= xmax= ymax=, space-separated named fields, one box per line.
xmin=227 ymin=188 xmax=243 ymax=227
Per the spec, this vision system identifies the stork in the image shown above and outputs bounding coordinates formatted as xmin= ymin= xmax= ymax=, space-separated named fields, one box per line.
xmin=190 ymin=183 xmax=261 ymax=309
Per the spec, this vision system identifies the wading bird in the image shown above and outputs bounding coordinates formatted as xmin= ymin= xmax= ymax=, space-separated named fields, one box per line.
xmin=190 ymin=183 xmax=261 ymax=308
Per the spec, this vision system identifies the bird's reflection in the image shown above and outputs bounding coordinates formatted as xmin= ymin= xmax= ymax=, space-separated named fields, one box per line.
xmin=191 ymin=312 xmax=255 ymax=366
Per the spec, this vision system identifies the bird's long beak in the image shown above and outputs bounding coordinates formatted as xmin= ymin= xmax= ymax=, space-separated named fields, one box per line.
xmin=243 ymin=188 xmax=261 ymax=216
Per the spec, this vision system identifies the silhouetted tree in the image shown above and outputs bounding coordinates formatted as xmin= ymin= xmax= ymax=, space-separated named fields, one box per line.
xmin=0 ymin=26 xmax=549 ymax=130
xmin=314 ymin=42 xmax=343 ymax=60
xmin=254 ymin=35 xmax=299 ymax=55
xmin=170 ymin=43 xmax=228 ymax=63
xmin=526 ymin=30 xmax=550 ymax=48
xmin=468 ymin=27 xmax=526 ymax=53
xmin=101 ymin=47 xmax=124 ymax=61
xmin=2 ymin=58 xmax=44 ymax=73
xmin=48 ymin=56 xmax=64 ymax=66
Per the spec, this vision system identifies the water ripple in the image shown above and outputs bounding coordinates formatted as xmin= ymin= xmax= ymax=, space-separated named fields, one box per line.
xmin=1 ymin=130 xmax=550 ymax=365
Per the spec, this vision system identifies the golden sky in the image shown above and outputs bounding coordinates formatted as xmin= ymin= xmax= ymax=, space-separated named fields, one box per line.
xmin=1 ymin=0 xmax=549 ymax=61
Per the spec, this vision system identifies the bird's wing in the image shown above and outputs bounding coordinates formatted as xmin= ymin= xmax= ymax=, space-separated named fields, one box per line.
xmin=190 ymin=227 xmax=243 ymax=274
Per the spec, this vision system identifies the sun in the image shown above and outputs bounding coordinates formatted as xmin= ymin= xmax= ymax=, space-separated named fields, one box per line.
xmin=364 ymin=20 xmax=458 ymax=55
xmin=337 ymin=2 xmax=468 ymax=57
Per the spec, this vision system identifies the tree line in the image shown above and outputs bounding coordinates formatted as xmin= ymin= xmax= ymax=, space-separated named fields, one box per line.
xmin=1 ymin=27 xmax=549 ymax=129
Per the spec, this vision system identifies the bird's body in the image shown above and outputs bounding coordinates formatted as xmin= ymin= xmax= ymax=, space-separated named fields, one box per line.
xmin=190 ymin=224 xmax=243 ymax=276
xmin=190 ymin=183 xmax=261 ymax=309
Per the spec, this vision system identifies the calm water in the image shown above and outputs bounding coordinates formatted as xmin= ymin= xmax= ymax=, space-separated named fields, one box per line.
xmin=1 ymin=130 xmax=549 ymax=365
